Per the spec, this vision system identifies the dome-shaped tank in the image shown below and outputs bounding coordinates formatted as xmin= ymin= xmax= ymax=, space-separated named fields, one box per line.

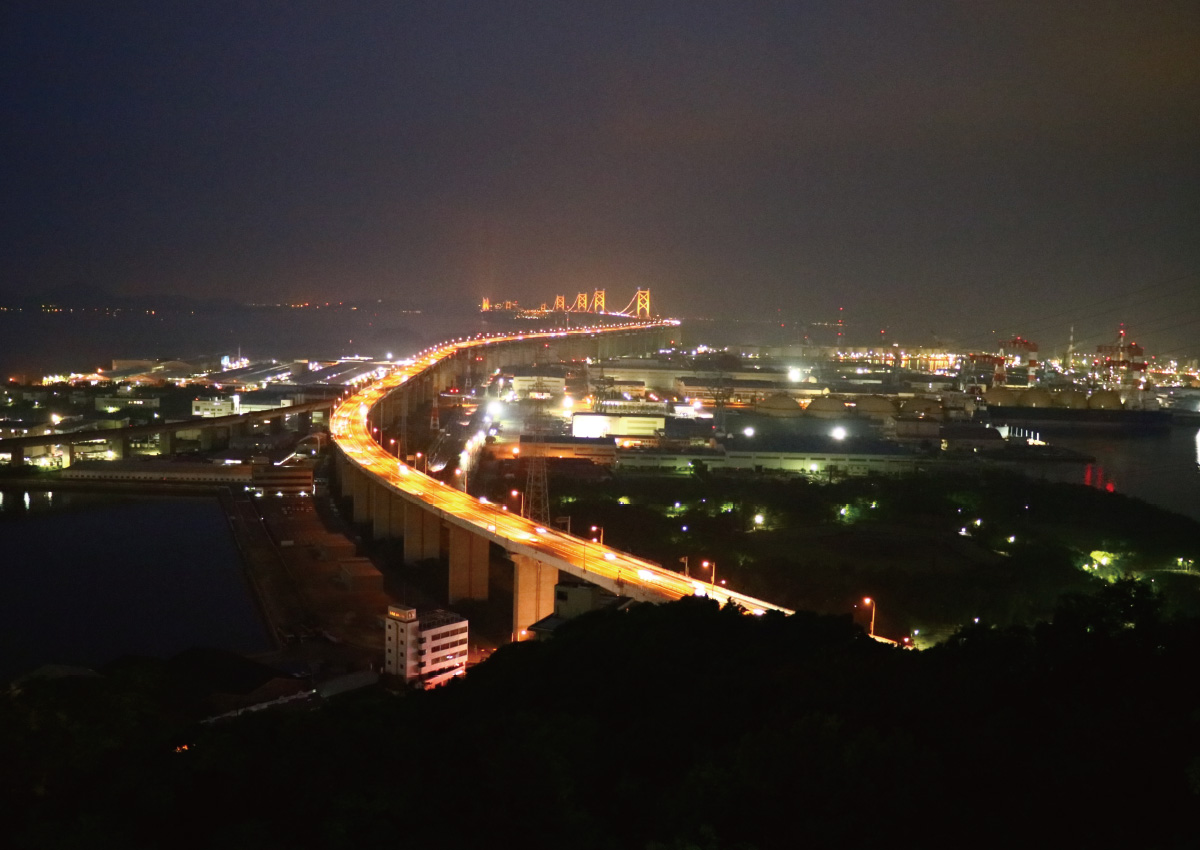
xmin=852 ymin=395 xmax=899 ymax=420
xmin=1017 ymin=388 xmax=1053 ymax=408
xmin=984 ymin=387 xmax=1017 ymax=407
xmin=1052 ymin=389 xmax=1088 ymax=409
xmin=756 ymin=393 xmax=803 ymax=417
xmin=1088 ymin=390 xmax=1124 ymax=410
xmin=804 ymin=396 xmax=849 ymax=419
xmin=898 ymin=398 xmax=943 ymax=420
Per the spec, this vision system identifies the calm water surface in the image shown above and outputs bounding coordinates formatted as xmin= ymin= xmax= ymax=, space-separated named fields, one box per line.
xmin=0 ymin=490 xmax=271 ymax=682
xmin=1033 ymin=426 xmax=1200 ymax=523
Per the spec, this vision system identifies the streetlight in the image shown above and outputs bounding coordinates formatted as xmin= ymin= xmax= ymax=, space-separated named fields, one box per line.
xmin=589 ymin=525 xmax=604 ymax=571
xmin=388 ymin=437 xmax=397 ymax=456
xmin=679 ymin=555 xmax=690 ymax=578
xmin=414 ymin=452 xmax=427 ymax=474
xmin=863 ymin=597 xmax=876 ymax=637
xmin=510 ymin=488 xmax=525 ymax=517
xmin=701 ymin=560 xmax=717 ymax=596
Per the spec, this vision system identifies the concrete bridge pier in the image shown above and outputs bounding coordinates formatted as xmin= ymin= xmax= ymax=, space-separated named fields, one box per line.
xmin=402 ymin=501 xmax=443 ymax=563
xmin=296 ymin=411 xmax=313 ymax=434
xmin=448 ymin=526 xmax=490 ymax=602
xmin=109 ymin=433 xmax=131 ymax=459
xmin=351 ymin=468 xmax=374 ymax=524
xmin=512 ymin=554 xmax=558 ymax=641
xmin=371 ymin=486 xmax=404 ymax=540
xmin=335 ymin=452 xmax=352 ymax=498
xmin=158 ymin=430 xmax=175 ymax=455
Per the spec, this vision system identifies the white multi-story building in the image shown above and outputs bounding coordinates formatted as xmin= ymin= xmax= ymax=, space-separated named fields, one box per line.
xmin=192 ymin=394 xmax=293 ymax=418
xmin=384 ymin=606 xmax=468 ymax=688
xmin=192 ymin=397 xmax=236 ymax=417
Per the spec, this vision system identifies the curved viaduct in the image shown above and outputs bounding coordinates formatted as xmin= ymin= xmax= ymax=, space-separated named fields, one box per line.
xmin=331 ymin=321 xmax=794 ymax=639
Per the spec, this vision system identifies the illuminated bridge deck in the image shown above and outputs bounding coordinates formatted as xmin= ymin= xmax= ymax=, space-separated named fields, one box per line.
xmin=330 ymin=323 xmax=794 ymax=616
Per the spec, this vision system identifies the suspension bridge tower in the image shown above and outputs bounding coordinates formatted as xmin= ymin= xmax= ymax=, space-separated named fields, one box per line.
xmin=635 ymin=288 xmax=651 ymax=319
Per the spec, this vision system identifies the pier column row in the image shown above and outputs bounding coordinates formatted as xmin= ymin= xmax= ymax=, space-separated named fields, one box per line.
xmin=512 ymin=554 xmax=558 ymax=641
xmin=107 ymin=433 xmax=131 ymax=459
xmin=371 ymin=486 xmax=405 ymax=540
xmin=402 ymin=501 xmax=444 ymax=563
xmin=448 ymin=526 xmax=490 ymax=602
xmin=335 ymin=452 xmax=352 ymax=498
xmin=351 ymin=468 xmax=374 ymax=524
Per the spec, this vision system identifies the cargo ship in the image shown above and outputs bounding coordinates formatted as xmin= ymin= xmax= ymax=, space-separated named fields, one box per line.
xmin=977 ymin=387 xmax=1172 ymax=436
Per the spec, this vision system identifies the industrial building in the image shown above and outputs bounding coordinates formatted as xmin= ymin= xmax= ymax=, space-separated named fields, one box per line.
xmin=528 ymin=581 xmax=634 ymax=638
xmin=59 ymin=458 xmax=315 ymax=494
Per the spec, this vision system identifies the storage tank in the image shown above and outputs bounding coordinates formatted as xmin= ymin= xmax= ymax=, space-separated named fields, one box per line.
xmin=1052 ymin=389 xmax=1088 ymax=409
xmin=852 ymin=395 xmax=899 ymax=420
xmin=1088 ymin=390 xmax=1124 ymax=410
xmin=804 ymin=396 xmax=849 ymax=419
xmin=984 ymin=387 xmax=1017 ymax=407
xmin=755 ymin=393 xmax=803 ymax=418
xmin=1017 ymin=388 xmax=1053 ymax=408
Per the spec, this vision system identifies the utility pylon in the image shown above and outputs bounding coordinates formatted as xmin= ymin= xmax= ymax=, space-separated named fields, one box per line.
xmin=523 ymin=376 xmax=551 ymax=524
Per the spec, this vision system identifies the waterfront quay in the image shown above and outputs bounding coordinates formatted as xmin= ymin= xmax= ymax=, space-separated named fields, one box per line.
xmin=223 ymin=488 xmax=393 ymax=675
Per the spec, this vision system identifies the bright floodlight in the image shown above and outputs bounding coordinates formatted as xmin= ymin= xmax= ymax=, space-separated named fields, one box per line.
xmin=743 ymin=426 xmax=755 ymax=437
xmin=787 ymin=367 xmax=801 ymax=382
xmin=831 ymin=426 xmax=847 ymax=440
xmin=754 ymin=514 xmax=764 ymax=525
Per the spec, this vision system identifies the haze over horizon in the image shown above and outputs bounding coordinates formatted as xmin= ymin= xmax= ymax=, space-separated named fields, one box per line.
xmin=3 ymin=2 xmax=1198 ymax=356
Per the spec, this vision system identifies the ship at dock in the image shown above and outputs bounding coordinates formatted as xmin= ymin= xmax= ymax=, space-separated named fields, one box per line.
xmin=972 ymin=328 xmax=1178 ymax=436
xmin=978 ymin=387 xmax=1173 ymax=435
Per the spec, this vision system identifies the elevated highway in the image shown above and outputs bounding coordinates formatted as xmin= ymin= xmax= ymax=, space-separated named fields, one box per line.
xmin=330 ymin=321 xmax=794 ymax=638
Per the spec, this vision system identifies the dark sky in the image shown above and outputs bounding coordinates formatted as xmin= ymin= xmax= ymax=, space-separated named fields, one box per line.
xmin=3 ymin=2 xmax=1198 ymax=354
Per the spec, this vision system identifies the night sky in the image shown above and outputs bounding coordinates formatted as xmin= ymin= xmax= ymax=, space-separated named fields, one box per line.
xmin=3 ymin=2 xmax=1198 ymax=354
